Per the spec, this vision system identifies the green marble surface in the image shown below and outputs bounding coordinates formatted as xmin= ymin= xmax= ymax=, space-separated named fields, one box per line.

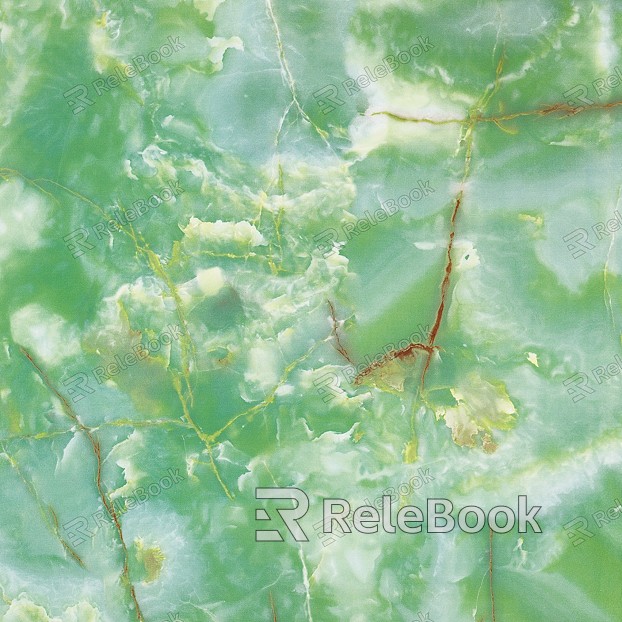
xmin=1 ymin=0 xmax=622 ymax=620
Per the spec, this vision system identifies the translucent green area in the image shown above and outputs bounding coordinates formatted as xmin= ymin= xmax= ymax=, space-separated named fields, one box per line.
xmin=1 ymin=0 xmax=621 ymax=620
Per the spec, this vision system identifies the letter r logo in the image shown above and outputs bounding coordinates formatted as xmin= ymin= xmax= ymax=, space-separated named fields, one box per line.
xmin=563 ymin=84 xmax=595 ymax=110
xmin=63 ymin=227 xmax=95 ymax=258
xmin=563 ymin=228 xmax=595 ymax=258
xmin=63 ymin=85 xmax=95 ymax=114
xmin=563 ymin=372 xmax=595 ymax=402
xmin=312 ymin=84 xmax=345 ymax=114
xmin=313 ymin=228 xmax=340 ymax=258
xmin=255 ymin=487 xmax=309 ymax=542
xmin=62 ymin=516 xmax=93 ymax=546
xmin=313 ymin=371 xmax=343 ymax=403
xmin=563 ymin=516 xmax=594 ymax=546
xmin=62 ymin=372 xmax=95 ymax=402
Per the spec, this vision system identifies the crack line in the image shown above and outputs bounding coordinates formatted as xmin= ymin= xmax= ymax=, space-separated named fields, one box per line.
xmin=19 ymin=347 xmax=144 ymax=622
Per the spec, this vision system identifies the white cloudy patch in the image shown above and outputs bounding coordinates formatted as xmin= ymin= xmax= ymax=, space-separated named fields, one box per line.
xmin=414 ymin=241 xmax=437 ymax=250
xmin=10 ymin=304 xmax=81 ymax=366
xmin=176 ymin=267 xmax=227 ymax=308
xmin=0 ymin=179 xmax=49 ymax=262
xmin=207 ymin=36 xmax=244 ymax=71
xmin=244 ymin=341 xmax=280 ymax=390
xmin=348 ymin=81 xmax=464 ymax=158
xmin=3 ymin=597 xmax=103 ymax=622
xmin=596 ymin=5 xmax=617 ymax=70
xmin=194 ymin=0 xmax=228 ymax=20
xmin=454 ymin=240 xmax=480 ymax=272
xmin=196 ymin=267 xmax=226 ymax=296
xmin=123 ymin=158 xmax=138 ymax=180
xmin=182 ymin=217 xmax=266 ymax=246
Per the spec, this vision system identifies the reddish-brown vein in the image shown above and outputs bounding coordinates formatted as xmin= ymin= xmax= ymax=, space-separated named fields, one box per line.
xmin=1 ymin=439 xmax=86 ymax=569
xmin=370 ymin=97 xmax=622 ymax=126
xmin=270 ymin=591 xmax=278 ymax=622
xmin=428 ymin=193 xmax=461 ymax=346
xmin=20 ymin=347 xmax=144 ymax=622
xmin=353 ymin=190 xmax=462 ymax=387
xmin=419 ymin=191 xmax=464 ymax=387
xmin=354 ymin=343 xmax=436 ymax=385
xmin=327 ymin=298 xmax=438 ymax=385
xmin=327 ymin=300 xmax=355 ymax=366
xmin=48 ymin=506 xmax=86 ymax=568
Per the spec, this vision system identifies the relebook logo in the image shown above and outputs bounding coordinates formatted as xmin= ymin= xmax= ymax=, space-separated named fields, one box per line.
xmin=255 ymin=488 xmax=543 ymax=542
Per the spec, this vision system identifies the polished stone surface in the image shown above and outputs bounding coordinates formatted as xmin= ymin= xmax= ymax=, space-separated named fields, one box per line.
xmin=1 ymin=1 xmax=622 ymax=620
